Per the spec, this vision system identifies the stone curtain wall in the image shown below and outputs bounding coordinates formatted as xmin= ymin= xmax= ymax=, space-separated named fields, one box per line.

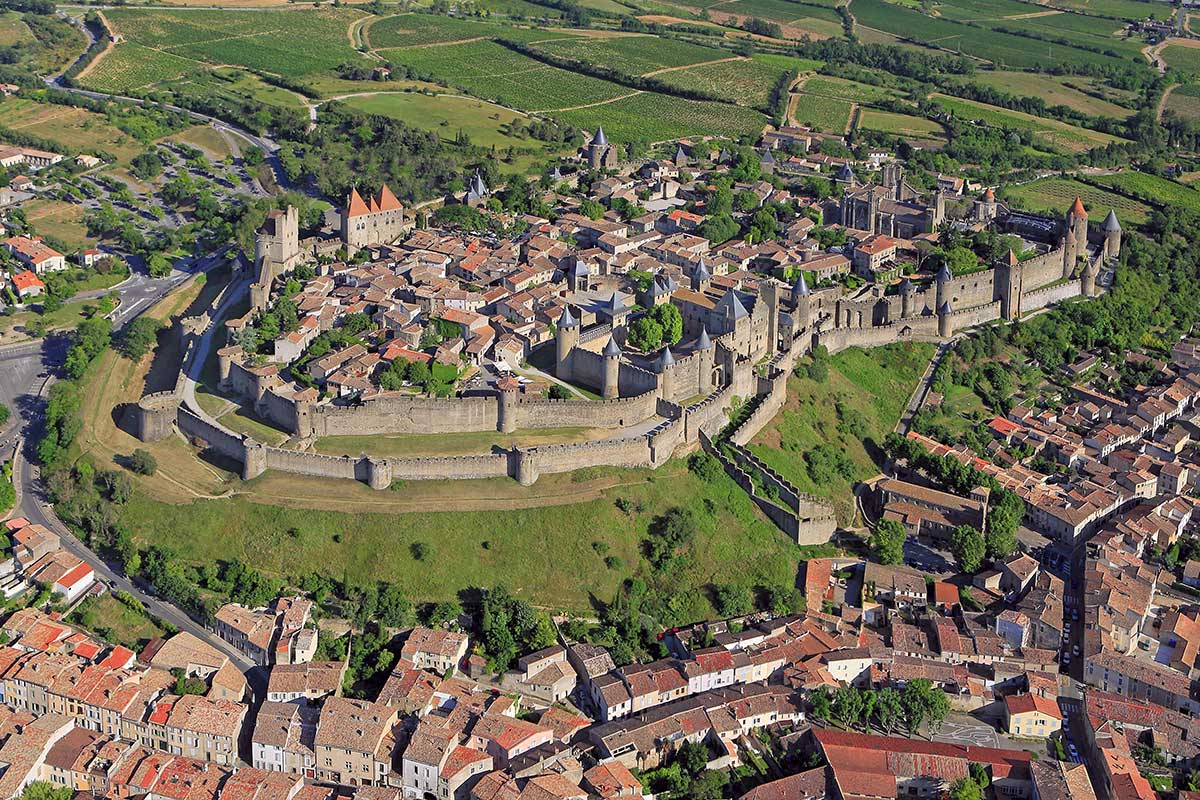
xmin=1023 ymin=278 xmax=1084 ymax=313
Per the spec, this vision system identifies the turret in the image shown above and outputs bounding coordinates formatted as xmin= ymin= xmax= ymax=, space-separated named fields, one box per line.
xmin=691 ymin=257 xmax=711 ymax=292
xmin=602 ymin=336 xmax=620 ymax=400
xmin=937 ymin=300 xmax=954 ymax=339
xmin=900 ymin=276 xmax=914 ymax=320
xmin=657 ymin=346 xmax=675 ymax=401
xmin=588 ymin=126 xmax=609 ymax=169
xmin=792 ymin=271 xmax=812 ymax=331
xmin=497 ymin=377 xmax=520 ymax=433
xmin=1102 ymin=208 xmax=1122 ymax=260
xmin=1065 ymin=196 xmax=1088 ymax=278
xmin=555 ymin=306 xmax=579 ymax=382
xmin=995 ymin=249 xmax=1022 ymax=321
xmin=762 ymin=279 xmax=781 ymax=355
xmin=935 ymin=263 xmax=951 ymax=311
xmin=696 ymin=327 xmax=714 ymax=395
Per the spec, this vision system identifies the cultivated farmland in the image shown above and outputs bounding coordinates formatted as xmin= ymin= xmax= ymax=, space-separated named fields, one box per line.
xmin=655 ymin=56 xmax=790 ymax=106
xmin=1164 ymin=83 xmax=1200 ymax=122
xmin=555 ymin=92 xmax=768 ymax=141
xmin=383 ymin=39 xmax=628 ymax=112
xmin=1089 ymin=172 xmax=1200 ymax=215
xmin=857 ymin=108 xmax=944 ymax=139
xmin=932 ymin=94 xmax=1126 ymax=153
xmin=1162 ymin=43 xmax=1200 ymax=74
xmin=80 ymin=42 xmax=201 ymax=92
xmin=968 ymin=71 xmax=1133 ymax=118
xmin=802 ymin=74 xmax=895 ymax=103
xmin=1003 ymin=177 xmax=1151 ymax=224
xmin=367 ymin=13 xmax=576 ymax=48
xmin=102 ymin=7 xmax=368 ymax=77
xmin=790 ymin=92 xmax=854 ymax=133
xmin=534 ymin=34 xmax=726 ymax=75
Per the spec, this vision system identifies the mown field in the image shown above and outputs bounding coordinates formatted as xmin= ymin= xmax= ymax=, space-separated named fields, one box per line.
xmin=555 ymin=91 xmax=769 ymax=140
xmin=101 ymin=7 xmax=369 ymax=78
xmin=655 ymin=56 xmax=790 ymax=106
xmin=0 ymin=11 xmax=31 ymax=47
xmin=340 ymin=92 xmax=536 ymax=150
xmin=968 ymin=70 xmax=1133 ymax=118
xmin=932 ymin=94 xmax=1126 ymax=153
xmin=1002 ymin=176 xmax=1151 ymax=224
xmin=790 ymin=92 xmax=854 ymax=133
xmin=802 ymin=74 xmax=894 ymax=103
xmin=857 ymin=108 xmax=945 ymax=139
xmin=852 ymin=0 xmax=1135 ymax=70
xmin=750 ymin=343 xmax=935 ymax=525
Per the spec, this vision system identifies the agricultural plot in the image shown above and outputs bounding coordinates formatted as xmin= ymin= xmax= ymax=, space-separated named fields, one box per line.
xmin=790 ymin=92 xmax=853 ymax=133
xmin=555 ymin=91 xmax=768 ymax=141
xmin=655 ymin=56 xmax=789 ymax=106
xmin=81 ymin=42 xmax=202 ymax=92
xmin=534 ymin=34 xmax=725 ymax=75
xmin=1089 ymin=172 xmax=1200 ymax=215
xmin=708 ymin=0 xmax=844 ymax=23
xmin=802 ymin=74 xmax=894 ymax=103
xmin=383 ymin=40 xmax=629 ymax=112
xmin=103 ymin=7 xmax=368 ymax=77
xmin=973 ymin=10 xmax=1146 ymax=61
xmin=852 ymin=0 xmax=1133 ymax=70
xmin=367 ymin=13 xmax=575 ymax=48
xmin=1162 ymin=44 xmax=1200 ymax=74
xmin=1164 ymin=83 xmax=1200 ymax=122
xmin=1003 ymin=177 xmax=1150 ymax=224
xmin=932 ymin=94 xmax=1126 ymax=153
xmin=340 ymin=92 xmax=535 ymax=150
xmin=968 ymin=70 xmax=1133 ymax=118
xmin=1044 ymin=0 xmax=1168 ymax=20
xmin=857 ymin=108 xmax=944 ymax=138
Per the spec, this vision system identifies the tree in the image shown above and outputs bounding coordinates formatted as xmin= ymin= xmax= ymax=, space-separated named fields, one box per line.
xmin=876 ymin=687 xmax=902 ymax=734
xmin=832 ymin=686 xmax=864 ymax=730
xmin=870 ymin=519 xmax=906 ymax=565
xmin=21 ymin=782 xmax=75 ymax=800
xmin=859 ymin=688 xmax=878 ymax=732
xmin=810 ymin=688 xmax=831 ymax=722
xmin=627 ymin=316 xmax=663 ymax=351
xmin=951 ymin=525 xmax=986 ymax=573
xmin=969 ymin=763 xmax=990 ymax=789
xmin=651 ymin=303 xmax=682 ymax=345
xmin=128 ymin=449 xmax=157 ymax=476
xmin=984 ymin=523 xmax=1017 ymax=561
xmin=0 ymin=403 xmax=10 ymax=426
xmin=901 ymin=679 xmax=934 ymax=735
xmin=118 ymin=316 xmax=164 ymax=361
xmin=715 ymin=584 xmax=753 ymax=617
xmin=950 ymin=777 xmax=984 ymax=800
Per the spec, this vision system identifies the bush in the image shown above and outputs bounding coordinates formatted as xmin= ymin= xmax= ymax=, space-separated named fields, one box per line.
xmin=410 ymin=541 xmax=430 ymax=561
xmin=688 ymin=451 xmax=724 ymax=483
xmin=128 ymin=449 xmax=157 ymax=476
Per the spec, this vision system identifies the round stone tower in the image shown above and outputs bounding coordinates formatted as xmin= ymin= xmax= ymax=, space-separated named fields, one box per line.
xmin=602 ymin=336 xmax=620 ymax=400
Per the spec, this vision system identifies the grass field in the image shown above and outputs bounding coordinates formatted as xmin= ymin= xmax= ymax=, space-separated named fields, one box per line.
xmin=0 ymin=98 xmax=147 ymax=166
xmin=857 ymin=108 xmax=945 ymax=138
xmin=790 ymin=92 xmax=854 ymax=133
xmin=969 ymin=71 xmax=1133 ymax=118
xmin=340 ymin=92 xmax=536 ymax=150
xmin=0 ymin=11 xmax=31 ymax=47
xmin=1089 ymin=171 xmax=1200 ymax=214
xmin=534 ymin=33 xmax=726 ymax=74
xmin=1165 ymin=83 xmax=1200 ymax=122
xmin=655 ymin=56 xmax=789 ymax=106
xmin=313 ymin=427 xmax=619 ymax=457
xmin=1002 ymin=177 xmax=1151 ymax=224
xmin=21 ymin=200 xmax=92 ymax=251
xmin=169 ymin=125 xmax=234 ymax=159
xmin=555 ymin=91 xmax=769 ymax=141
xmin=69 ymin=594 xmax=167 ymax=651
xmin=102 ymin=7 xmax=369 ymax=79
xmin=932 ymin=94 xmax=1126 ymax=153
xmin=749 ymin=343 xmax=935 ymax=525
xmin=852 ymin=0 xmax=1134 ymax=70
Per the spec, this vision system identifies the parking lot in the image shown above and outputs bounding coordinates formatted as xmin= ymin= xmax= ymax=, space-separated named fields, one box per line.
xmin=903 ymin=537 xmax=952 ymax=574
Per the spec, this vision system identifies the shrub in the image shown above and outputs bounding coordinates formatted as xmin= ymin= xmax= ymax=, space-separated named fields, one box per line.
xmin=128 ymin=449 xmax=157 ymax=476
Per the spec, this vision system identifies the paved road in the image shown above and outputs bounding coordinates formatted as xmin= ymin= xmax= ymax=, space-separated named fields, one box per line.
xmin=896 ymin=338 xmax=956 ymax=435
xmin=0 ymin=260 xmax=267 ymax=697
